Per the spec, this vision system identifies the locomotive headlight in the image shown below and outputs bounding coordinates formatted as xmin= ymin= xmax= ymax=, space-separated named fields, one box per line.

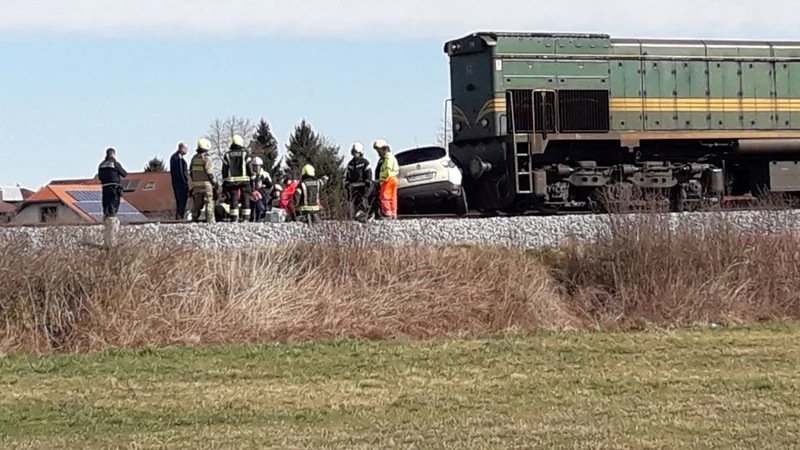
xmin=479 ymin=118 xmax=489 ymax=127
xmin=454 ymin=122 xmax=462 ymax=131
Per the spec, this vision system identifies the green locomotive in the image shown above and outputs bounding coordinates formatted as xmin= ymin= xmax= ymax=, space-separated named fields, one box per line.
xmin=443 ymin=32 xmax=800 ymax=212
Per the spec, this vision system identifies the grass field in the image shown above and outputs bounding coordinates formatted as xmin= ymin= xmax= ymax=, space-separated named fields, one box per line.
xmin=3 ymin=325 xmax=800 ymax=449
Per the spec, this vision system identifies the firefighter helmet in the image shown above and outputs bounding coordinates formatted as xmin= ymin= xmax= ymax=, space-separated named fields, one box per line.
xmin=197 ymin=138 xmax=212 ymax=152
xmin=231 ymin=135 xmax=245 ymax=148
xmin=351 ymin=141 xmax=365 ymax=156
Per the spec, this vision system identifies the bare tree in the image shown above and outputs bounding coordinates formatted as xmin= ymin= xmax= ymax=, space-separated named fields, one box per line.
xmin=436 ymin=116 xmax=453 ymax=148
xmin=203 ymin=116 xmax=257 ymax=178
xmin=204 ymin=116 xmax=257 ymax=161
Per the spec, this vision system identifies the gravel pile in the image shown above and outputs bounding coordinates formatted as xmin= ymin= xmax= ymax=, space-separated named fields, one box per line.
xmin=2 ymin=209 xmax=799 ymax=252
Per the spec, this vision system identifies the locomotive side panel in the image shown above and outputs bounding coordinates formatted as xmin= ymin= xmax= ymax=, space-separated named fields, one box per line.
xmin=445 ymin=32 xmax=800 ymax=213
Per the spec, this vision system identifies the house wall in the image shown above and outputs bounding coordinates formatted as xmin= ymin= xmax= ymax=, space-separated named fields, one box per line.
xmin=12 ymin=202 xmax=85 ymax=225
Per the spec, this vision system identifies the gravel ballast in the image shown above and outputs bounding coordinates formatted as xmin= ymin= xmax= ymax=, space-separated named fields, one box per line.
xmin=1 ymin=210 xmax=799 ymax=251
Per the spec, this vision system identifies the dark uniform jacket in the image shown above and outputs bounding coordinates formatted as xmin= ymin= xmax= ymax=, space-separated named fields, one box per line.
xmin=98 ymin=156 xmax=128 ymax=186
xmin=345 ymin=156 xmax=372 ymax=185
xmin=222 ymin=146 xmax=252 ymax=186
xmin=293 ymin=175 xmax=323 ymax=212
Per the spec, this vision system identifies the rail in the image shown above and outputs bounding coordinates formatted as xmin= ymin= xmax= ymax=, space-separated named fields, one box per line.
xmin=0 ymin=198 xmax=795 ymax=229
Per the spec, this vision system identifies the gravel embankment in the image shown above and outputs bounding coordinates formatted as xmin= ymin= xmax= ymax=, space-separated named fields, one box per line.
xmin=1 ymin=210 xmax=799 ymax=251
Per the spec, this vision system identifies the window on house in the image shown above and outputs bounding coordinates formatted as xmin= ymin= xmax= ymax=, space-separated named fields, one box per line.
xmin=40 ymin=206 xmax=57 ymax=223
xmin=143 ymin=182 xmax=155 ymax=190
xmin=122 ymin=180 xmax=141 ymax=192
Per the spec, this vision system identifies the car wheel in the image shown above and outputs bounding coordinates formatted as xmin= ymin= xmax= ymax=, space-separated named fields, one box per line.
xmin=454 ymin=189 xmax=468 ymax=216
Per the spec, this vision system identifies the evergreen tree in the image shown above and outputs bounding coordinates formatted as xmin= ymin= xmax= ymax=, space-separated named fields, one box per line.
xmin=251 ymin=118 xmax=282 ymax=181
xmin=144 ymin=157 xmax=166 ymax=172
xmin=284 ymin=119 xmax=347 ymax=218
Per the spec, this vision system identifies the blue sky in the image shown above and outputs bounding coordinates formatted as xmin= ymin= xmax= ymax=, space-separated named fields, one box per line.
xmin=0 ymin=0 xmax=793 ymax=190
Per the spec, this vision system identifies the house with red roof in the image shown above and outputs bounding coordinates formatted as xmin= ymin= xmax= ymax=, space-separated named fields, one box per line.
xmin=48 ymin=171 xmax=176 ymax=220
xmin=0 ymin=186 xmax=36 ymax=223
xmin=12 ymin=184 xmax=147 ymax=225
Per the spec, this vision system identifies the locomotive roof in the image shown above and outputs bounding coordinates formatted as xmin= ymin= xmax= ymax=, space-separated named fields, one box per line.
xmin=446 ymin=31 xmax=800 ymax=49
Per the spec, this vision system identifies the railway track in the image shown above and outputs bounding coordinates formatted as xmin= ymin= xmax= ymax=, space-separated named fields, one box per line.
xmin=1 ymin=197 xmax=796 ymax=229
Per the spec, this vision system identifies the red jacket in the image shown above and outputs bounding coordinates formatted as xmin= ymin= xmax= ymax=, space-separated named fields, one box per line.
xmin=280 ymin=181 xmax=300 ymax=213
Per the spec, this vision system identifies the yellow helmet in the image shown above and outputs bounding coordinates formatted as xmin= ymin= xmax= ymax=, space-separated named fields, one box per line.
xmin=197 ymin=138 xmax=212 ymax=151
xmin=231 ymin=135 xmax=245 ymax=148
xmin=301 ymin=164 xmax=315 ymax=177
xmin=373 ymin=139 xmax=389 ymax=150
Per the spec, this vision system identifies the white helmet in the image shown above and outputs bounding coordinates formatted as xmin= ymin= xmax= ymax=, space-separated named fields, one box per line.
xmin=252 ymin=156 xmax=263 ymax=166
xmin=351 ymin=141 xmax=364 ymax=156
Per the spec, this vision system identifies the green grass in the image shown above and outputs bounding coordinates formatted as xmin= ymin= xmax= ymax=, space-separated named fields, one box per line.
xmin=3 ymin=325 xmax=800 ymax=449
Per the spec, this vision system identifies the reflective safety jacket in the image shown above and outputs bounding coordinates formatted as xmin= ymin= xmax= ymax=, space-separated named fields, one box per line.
xmin=379 ymin=152 xmax=399 ymax=182
xmin=293 ymin=176 xmax=324 ymax=212
xmin=190 ymin=152 xmax=215 ymax=190
xmin=222 ymin=146 xmax=252 ymax=185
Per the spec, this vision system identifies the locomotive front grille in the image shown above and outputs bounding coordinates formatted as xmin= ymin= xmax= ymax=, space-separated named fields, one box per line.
xmin=505 ymin=88 xmax=609 ymax=134
xmin=557 ymin=89 xmax=610 ymax=133
xmin=506 ymin=89 xmax=534 ymax=133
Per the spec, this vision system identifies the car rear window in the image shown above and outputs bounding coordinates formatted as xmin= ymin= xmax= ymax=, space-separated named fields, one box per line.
xmin=395 ymin=146 xmax=447 ymax=166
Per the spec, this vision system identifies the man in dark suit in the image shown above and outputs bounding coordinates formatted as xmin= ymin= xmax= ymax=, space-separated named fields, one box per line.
xmin=170 ymin=142 xmax=190 ymax=220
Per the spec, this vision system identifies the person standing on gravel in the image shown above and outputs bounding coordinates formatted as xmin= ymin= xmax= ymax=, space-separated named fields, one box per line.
xmin=373 ymin=139 xmax=399 ymax=220
xmin=292 ymin=164 xmax=326 ymax=225
xmin=97 ymin=147 xmax=128 ymax=220
xmin=189 ymin=138 xmax=217 ymax=223
xmin=344 ymin=141 xmax=373 ymax=219
xmin=170 ymin=142 xmax=190 ymax=220
xmin=221 ymin=135 xmax=253 ymax=222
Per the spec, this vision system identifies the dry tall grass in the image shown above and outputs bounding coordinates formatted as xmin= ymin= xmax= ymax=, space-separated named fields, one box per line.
xmin=547 ymin=210 xmax=800 ymax=330
xmin=3 ymin=208 xmax=800 ymax=354
xmin=0 ymin=238 xmax=570 ymax=354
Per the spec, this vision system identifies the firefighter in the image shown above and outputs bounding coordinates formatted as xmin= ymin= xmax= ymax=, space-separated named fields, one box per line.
xmin=373 ymin=139 xmax=400 ymax=219
xmin=292 ymin=164 xmax=325 ymax=225
xmin=250 ymin=156 xmax=273 ymax=221
xmin=221 ymin=134 xmax=253 ymax=222
xmin=97 ymin=147 xmax=128 ymax=220
xmin=344 ymin=141 xmax=373 ymax=219
xmin=189 ymin=138 xmax=217 ymax=223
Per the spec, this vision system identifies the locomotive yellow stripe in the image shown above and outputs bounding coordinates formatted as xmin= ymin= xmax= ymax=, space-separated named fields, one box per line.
xmin=461 ymin=98 xmax=800 ymax=117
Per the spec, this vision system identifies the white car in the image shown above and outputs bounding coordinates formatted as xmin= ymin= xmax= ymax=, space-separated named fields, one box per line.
xmin=395 ymin=145 xmax=468 ymax=215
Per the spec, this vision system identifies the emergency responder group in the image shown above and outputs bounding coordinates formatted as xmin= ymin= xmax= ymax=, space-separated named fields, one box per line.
xmin=99 ymin=136 xmax=400 ymax=222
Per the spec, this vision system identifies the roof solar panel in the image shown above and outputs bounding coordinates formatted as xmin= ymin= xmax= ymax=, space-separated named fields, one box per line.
xmin=74 ymin=200 xmax=148 ymax=223
xmin=68 ymin=190 xmax=102 ymax=202
xmin=118 ymin=203 xmax=140 ymax=214
xmin=119 ymin=212 xmax=148 ymax=223
xmin=74 ymin=201 xmax=103 ymax=214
